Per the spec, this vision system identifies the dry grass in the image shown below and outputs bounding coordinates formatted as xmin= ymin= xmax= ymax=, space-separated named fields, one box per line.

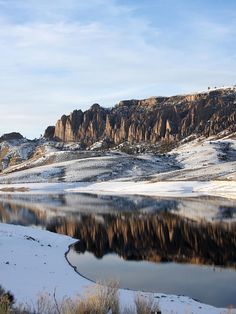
xmin=134 ymin=294 xmax=160 ymax=314
xmin=60 ymin=280 xmax=120 ymax=314
xmin=0 ymin=283 xmax=162 ymax=314
xmin=0 ymin=296 xmax=11 ymax=314
xmin=20 ymin=280 xmax=120 ymax=314
xmin=0 ymin=286 xmax=14 ymax=314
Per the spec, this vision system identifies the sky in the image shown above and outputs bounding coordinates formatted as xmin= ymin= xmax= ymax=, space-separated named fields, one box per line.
xmin=0 ymin=0 xmax=235 ymax=139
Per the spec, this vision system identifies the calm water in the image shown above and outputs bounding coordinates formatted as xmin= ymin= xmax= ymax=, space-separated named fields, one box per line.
xmin=0 ymin=193 xmax=236 ymax=307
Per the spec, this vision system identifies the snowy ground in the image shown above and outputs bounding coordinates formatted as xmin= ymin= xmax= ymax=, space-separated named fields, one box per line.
xmin=1 ymin=134 xmax=236 ymax=312
xmin=149 ymin=135 xmax=236 ymax=181
xmin=1 ymin=180 xmax=236 ymax=200
xmin=0 ymin=153 xmax=177 ymax=184
xmin=0 ymin=223 xmax=233 ymax=314
xmin=1 ymin=134 xmax=236 ymax=184
xmin=66 ymin=180 xmax=236 ymax=200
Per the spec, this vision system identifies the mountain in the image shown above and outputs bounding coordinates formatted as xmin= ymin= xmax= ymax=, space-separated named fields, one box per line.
xmin=44 ymin=86 xmax=236 ymax=146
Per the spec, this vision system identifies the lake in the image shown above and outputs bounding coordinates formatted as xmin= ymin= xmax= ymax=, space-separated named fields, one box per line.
xmin=0 ymin=192 xmax=236 ymax=307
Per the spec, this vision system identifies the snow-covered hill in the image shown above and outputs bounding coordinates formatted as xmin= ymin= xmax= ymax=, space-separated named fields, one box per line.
xmin=1 ymin=133 xmax=236 ymax=183
xmin=0 ymin=138 xmax=37 ymax=171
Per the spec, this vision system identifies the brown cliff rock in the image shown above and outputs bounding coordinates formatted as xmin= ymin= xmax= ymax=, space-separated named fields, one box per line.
xmin=44 ymin=126 xmax=55 ymax=140
xmin=45 ymin=87 xmax=236 ymax=145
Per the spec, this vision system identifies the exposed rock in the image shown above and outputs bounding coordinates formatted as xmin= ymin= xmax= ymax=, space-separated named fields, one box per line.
xmin=0 ymin=135 xmax=35 ymax=171
xmin=0 ymin=132 xmax=23 ymax=142
xmin=45 ymin=87 xmax=236 ymax=146
xmin=44 ymin=126 xmax=55 ymax=140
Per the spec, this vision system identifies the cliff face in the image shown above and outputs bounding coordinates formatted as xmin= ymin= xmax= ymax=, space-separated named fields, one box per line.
xmin=45 ymin=87 xmax=236 ymax=144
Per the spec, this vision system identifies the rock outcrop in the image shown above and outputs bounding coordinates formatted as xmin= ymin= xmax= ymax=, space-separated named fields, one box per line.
xmin=44 ymin=126 xmax=55 ymax=140
xmin=45 ymin=87 xmax=236 ymax=145
xmin=0 ymin=132 xmax=23 ymax=142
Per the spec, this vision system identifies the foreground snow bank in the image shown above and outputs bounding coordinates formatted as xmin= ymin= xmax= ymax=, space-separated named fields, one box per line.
xmin=0 ymin=223 xmax=233 ymax=313
xmin=0 ymin=223 xmax=91 ymax=304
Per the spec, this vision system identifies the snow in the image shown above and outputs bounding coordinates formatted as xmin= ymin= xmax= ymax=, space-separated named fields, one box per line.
xmin=1 ymin=179 xmax=236 ymax=201
xmin=171 ymin=136 xmax=236 ymax=170
xmin=1 ymin=183 xmax=236 ymax=224
xmin=0 ymin=139 xmax=36 ymax=170
xmin=2 ymin=134 xmax=236 ymax=185
xmin=179 ymin=85 xmax=236 ymax=97
xmin=0 ymin=153 xmax=177 ymax=184
xmin=66 ymin=180 xmax=236 ymax=200
xmin=89 ymin=141 xmax=103 ymax=150
xmin=146 ymin=135 xmax=236 ymax=181
xmin=1 ymin=135 xmax=236 ymax=312
xmin=0 ymin=223 xmax=232 ymax=314
xmin=2 ymin=135 xmax=236 ymax=186
xmin=0 ymin=223 xmax=91 ymax=304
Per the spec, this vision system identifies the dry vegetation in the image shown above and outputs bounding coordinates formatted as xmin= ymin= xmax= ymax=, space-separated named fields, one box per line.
xmin=0 ymin=286 xmax=14 ymax=314
xmin=0 ymin=283 xmax=161 ymax=314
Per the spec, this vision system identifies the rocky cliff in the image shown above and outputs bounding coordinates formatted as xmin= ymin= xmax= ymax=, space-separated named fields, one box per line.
xmin=45 ymin=87 xmax=236 ymax=145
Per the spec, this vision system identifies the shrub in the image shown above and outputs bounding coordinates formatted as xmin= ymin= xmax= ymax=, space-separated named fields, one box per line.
xmin=0 ymin=286 xmax=14 ymax=314
xmin=0 ymin=282 xmax=162 ymax=314
xmin=23 ymin=280 xmax=119 ymax=314
xmin=135 ymin=294 xmax=161 ymax=314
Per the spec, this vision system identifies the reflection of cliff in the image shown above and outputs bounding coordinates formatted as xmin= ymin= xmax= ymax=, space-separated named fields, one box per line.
xmin=1 ymin=200 xmax=236 ymax=268
xmin=0 ymin=201 xmax=47 ymax=225
xmin=48 ymin=213 xmax=236 ymax=268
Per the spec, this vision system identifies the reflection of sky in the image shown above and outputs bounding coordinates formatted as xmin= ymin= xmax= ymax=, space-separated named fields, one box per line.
xmin=1 ymin=193 xmax=236 ymax=222
xmin=68 ymin=250 xmax=236 ymax=308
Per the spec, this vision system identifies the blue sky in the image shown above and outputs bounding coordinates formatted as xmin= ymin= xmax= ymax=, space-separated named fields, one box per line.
xmin=0 ymin=0 xmax=235 ymax=138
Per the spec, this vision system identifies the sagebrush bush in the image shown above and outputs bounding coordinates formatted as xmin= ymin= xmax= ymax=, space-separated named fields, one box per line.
xmin=0 ymin=282 xmax=162 ymax=314
xmin=0 ymin=286 xmax=14 ymax=314
xmin=135 ymin=294 xmax=160 ymax=314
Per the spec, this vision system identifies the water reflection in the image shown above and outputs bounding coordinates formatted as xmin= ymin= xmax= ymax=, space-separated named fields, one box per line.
xmin=65 ymin=212 xmax=236 ymax=267
xmin=0 ymin=194 xmax=236 ymax=267
xmin=0 ymin=193 xmax=236 ymax=307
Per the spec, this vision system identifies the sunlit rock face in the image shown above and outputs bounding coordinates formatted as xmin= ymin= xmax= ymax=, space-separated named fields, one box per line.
xmin=47 ymin=87 xmax=236 ymax=145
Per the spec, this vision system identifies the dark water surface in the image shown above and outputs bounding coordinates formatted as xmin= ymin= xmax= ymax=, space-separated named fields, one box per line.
xmin=0 ymin=193 xmax=236 ymax=307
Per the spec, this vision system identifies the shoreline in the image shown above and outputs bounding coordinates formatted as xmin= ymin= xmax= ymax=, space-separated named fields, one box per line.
xmin=0 ymin=180 xmax=236 ymax=200
xmin=0 ymin=222 xmax=233 ymax=313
